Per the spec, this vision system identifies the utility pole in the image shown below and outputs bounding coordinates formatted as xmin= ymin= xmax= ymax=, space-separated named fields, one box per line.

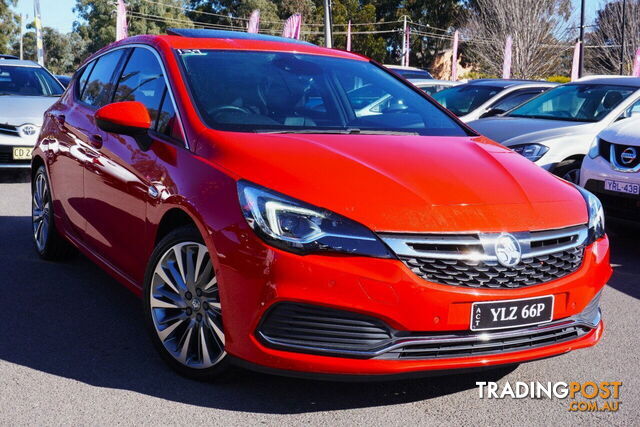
xmin=19 ymin=14 xmax=23 ymax=60
xmin=578 ymin=0 xmax=586 ymax=77
xmin=620 ymin=0 xmax=627 ymax=74
xmin=401 ymin=16 xmax=407 ymax=66
xmin=323 ymin=0 xmax=332 ymax=48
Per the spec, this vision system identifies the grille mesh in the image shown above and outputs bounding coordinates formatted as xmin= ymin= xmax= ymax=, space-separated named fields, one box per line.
xmin=401 ymin=245 xmax=584 ymax=289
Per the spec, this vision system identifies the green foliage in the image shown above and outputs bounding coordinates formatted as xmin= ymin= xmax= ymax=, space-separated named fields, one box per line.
xmin=460 ymin=71 xmax=497 ymax=80
xmin=0 ymin=0 xmax=19 ymax=53
xmin=546 ymin=75 xmax=570 ymax=83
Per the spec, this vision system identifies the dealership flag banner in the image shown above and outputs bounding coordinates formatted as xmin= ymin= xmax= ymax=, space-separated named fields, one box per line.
xmin=33 ymin=0 xmax=44 ymax=66
xmin=502 ymin=35 xmax=513 ymax=79
xmin=451 ymin=30 xmax=459 ymax=81
xmin=282 ymin=14 xmax=302 ymax=39
xmin=346 ymin=20 xmax=352 ymax=51
xmin=633 ymin=48 xmax=640 ymax=77
xmin=247 ymin=10 xmax=260 ymax=34
xmin=571 ymin=42 xmax=581 ymax=81
xmin=116 ymin=0 xmax=128 ymax=41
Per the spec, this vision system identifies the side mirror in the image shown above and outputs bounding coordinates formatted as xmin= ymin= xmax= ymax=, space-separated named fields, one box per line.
xmin=95 ymin=101 xmax=152 ymax=150
xmin=479 ymin=108 xmax=505 ymax=119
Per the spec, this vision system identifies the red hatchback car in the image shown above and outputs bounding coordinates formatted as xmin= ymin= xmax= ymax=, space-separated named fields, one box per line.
xmin=32 ymin=30 xmax=611 ymax=380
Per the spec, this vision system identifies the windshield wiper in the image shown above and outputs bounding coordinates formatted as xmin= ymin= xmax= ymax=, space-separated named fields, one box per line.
xmin=255 ymin=128 xmax=418 ymax=135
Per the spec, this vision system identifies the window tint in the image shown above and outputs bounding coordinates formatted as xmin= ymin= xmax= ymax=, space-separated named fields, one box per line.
xmin=81 ymin=49 xmax=126 ymax=107
xmin=156 ymin=91 xmax=183 ymax=141
xmin=178 ymin=50 xmax=466 ymax=136
xmin=114 ymin=48 xmax=166 ymax=127
xmin=491 ymin=89 xmax=544 ymax=112
xmin=76 ymin=62 xmax=95 ymax=97
xmin=0 ymin=65 xmax=64 ymax=96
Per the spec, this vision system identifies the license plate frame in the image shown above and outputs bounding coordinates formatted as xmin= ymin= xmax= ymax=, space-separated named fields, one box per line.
xmin=604 ymin=179 xmax=640 ymax=195
xmin=12 ymin=146 xmax=33 ymax=160
xmin=470 ymin=295 xmax=554 ymax=331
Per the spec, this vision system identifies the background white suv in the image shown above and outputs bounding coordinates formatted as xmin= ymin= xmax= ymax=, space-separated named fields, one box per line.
xmin=580 ymin=117 xmax=640 ymax=222
xmin=0 ymin=57 xmax=64 ymax=169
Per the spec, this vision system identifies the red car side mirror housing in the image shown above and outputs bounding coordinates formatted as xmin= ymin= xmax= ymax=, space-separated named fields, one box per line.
xmin=95 ymin=101 xmax=152 ymax=150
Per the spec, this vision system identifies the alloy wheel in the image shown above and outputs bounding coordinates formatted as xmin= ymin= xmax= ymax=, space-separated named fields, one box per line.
xmin=149 ymin=242 xmax=225 ymax=369
xmin=562 ymin=168 xmax=580 ymax=184
xmin=32 ymin=172 xmax=50 ymax=252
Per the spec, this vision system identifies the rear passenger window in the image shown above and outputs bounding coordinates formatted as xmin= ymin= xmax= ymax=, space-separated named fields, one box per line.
xmin=114 ymin=48 xmax=165 ymax=127
xmin=81 ymin=49 xmax=126 ymax=108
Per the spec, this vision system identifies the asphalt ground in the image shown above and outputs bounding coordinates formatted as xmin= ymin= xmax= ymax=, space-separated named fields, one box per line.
xmin=0 ymin=170 xmax=638 ymax=425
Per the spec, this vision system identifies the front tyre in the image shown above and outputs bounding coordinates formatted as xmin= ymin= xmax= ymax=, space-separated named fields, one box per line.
xmin=143 ymin=226 xmax=229 ymax=380
xmin=31 ymin=166 xmax=76 ymax=260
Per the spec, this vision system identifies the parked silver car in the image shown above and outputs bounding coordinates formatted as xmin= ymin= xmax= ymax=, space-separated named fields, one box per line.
xmin=409 ymin=78 xmax=460 ymax=96
xmin=432 ymin=79 xmax=556 ymax=122
xmin=469 ymin=77 xmax=640 ymax=182
xmin=0 ymin=58 xmax=64 ymax=168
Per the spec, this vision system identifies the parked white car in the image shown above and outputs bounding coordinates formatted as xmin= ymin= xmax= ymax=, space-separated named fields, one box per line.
xmin=432 ymin=79 xmax=556 ymax=122
xmin=469 ymin=77 xmax=640 ymax=183
xmin=580 ymin=117 xmax=640 ymax=221
xmin=0 ymin=58 xmax=64 ymax=169
xmin=409 ymin=78 xmax=460 ymax=96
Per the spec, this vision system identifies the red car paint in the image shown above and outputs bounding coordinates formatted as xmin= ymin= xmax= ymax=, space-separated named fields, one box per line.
xmin=34 ymin=34 xmax=611 ymax=377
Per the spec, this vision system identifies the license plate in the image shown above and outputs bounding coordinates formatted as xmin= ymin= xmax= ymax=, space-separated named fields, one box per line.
xmin=470 ymin=295 xmax=554 ymax=331
xmin=605 ymin=179 xmax=640 ymax=195
xmin=12 ymin=147 xmax=33 ymax=160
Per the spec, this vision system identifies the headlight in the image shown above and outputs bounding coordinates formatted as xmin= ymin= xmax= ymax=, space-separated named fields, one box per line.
xmin=17 ymin=124 xmax=38 ymax=138
xmin=587 ymin=138 xmax=600 ymax=159
xmin=237 ymin=180 xmax=394 ymax=258
xmin=574 ymin=185 xmax=605 ymax=243
xmin=510 ymin=144 xmax=549 ymax=162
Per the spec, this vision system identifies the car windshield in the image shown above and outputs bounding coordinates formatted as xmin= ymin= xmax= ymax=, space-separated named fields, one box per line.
xmin=507 ymin=84 xmax=637 ymax=122
xmin=177 ymin=50 xmax=467 ymax=136
xmin=432 ymin=84 xmax=502 ymax=116
xmin=0 ymin=65 xmax=64 ymax=96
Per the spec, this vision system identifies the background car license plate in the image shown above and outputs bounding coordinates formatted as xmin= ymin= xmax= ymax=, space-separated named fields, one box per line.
xmin=12 ymin=147 xmax=33 ymax=160
xmin=605 ymin=179 xmax=640 ymax=195
xmin=470 ymin=296 xmax=554 ymax=331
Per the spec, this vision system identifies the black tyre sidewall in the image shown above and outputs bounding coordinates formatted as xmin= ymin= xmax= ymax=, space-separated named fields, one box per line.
xmin=142 ymin=225 xmax=230 ymax=381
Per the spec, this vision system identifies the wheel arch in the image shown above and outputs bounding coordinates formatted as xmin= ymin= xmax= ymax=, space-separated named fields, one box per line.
xmin=31 ymin=155 xmax=45 ymax=181
xmin=154 ymin=207 xmax=203 ymax=246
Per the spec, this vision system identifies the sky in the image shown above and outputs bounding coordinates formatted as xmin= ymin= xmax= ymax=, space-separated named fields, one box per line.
xmin=11 ymin=0 xmax=604 ymax=35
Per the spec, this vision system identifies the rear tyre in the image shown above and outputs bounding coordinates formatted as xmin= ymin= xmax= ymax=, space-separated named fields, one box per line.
xmin=31 ymin=166 xmax=76 ymax=260
xmin=553 ymin=158 xmax=582 ymax=184
xmin=143 ymin=225 xmax=230 ymax=380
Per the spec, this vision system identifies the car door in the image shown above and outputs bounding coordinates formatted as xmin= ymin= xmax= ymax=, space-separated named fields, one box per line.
xmin=82 ymin=46 xmax=166 ymax=283
xmin=47 ymin=49 xmax=127 ymax=240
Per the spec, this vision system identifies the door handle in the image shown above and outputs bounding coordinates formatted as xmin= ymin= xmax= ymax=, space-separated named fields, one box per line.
xmin=89 ymin=134 xmax=103 ymax=149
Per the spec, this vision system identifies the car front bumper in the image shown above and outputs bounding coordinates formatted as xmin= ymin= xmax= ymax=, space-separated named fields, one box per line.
xmin=216 ymin=232 xmax=610 ymax=377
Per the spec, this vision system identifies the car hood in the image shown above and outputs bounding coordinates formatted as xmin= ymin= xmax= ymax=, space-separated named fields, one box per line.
xmin=0 ymin=95 xmax=58 ymax=126
xmin=468 ymin=117 xmax=598 ymax=146
xmin=205 ymin=132 xmax=587 ymax=233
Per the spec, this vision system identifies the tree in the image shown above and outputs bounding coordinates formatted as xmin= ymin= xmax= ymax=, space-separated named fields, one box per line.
xmin=10 ymin=25 xmax=87 ymax=74
xmin=73 ymin=0 xmax=189 ymax=57
xmin=0 ymin=0 xmax=19 ymax=53
xmin=586 ymin=0 xmax=640 ymax=75
xmin=464 ymin=0 xmax=573 ymax=78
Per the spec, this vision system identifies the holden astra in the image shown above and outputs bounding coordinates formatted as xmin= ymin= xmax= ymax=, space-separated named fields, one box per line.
xmin=469 ymin=77 xmax=640 ymax=183
xmin=32 ymin=30 xmax=611 ymax=380
xmin=0 ymin=57 xmax=64 ymax=168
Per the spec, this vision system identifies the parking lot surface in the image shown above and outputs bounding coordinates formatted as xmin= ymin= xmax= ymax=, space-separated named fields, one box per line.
xmin=0 ymin=171 xmax=638 ymax=425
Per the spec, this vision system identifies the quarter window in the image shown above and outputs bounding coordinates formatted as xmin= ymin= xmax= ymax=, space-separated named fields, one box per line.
xmin=156 ymin=91 xmax=183 ymax=142
xmin=114 ymin=48 xmax=166 ymax=127
xmin=80 ymin=49 xmax=126 ymax=108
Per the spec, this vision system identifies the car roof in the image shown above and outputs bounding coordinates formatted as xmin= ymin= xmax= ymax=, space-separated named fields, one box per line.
xmin=0 ymin=58 xmax=41 ymax=67
xmin=466 ymin=79 xmax=556 ymax=88
xmin=95 ymin=30 xmax=368 ymax=63
xmin=385 ymin=65 xmax=425 ymax=71
xmin=409 ymin=78 xmax=458 ymax=85
xmin=570 ymin=76 xmax=640 ymax=87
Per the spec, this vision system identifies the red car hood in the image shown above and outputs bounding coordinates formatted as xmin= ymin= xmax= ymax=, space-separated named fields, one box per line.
xmin=202 ymin=132 xmax=587 ymax=233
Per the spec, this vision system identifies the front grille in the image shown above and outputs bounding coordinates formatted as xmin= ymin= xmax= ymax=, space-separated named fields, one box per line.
xmin=386 ymin=325 xmax=591 ymax=359
xmin=257 ymin=303 xmax=393 ymax=355
xmin=401 ymin=246 xmax=584 ymax=289
xmin=0 ymin=124 xmax=19 ymax=137
xmin=610 ymin=142 xmax=640 ymax=169
xmin=379 ymin=225 xmax=588 ymax=289
xmin=0 ymin=145 xmax=30 ymax=164
xmin=585 ymin=179 xmax=640 ymax=221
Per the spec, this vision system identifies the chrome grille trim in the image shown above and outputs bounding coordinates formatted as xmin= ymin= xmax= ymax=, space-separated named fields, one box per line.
xmin=379 ymin=225 xmax=588 ymax=262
